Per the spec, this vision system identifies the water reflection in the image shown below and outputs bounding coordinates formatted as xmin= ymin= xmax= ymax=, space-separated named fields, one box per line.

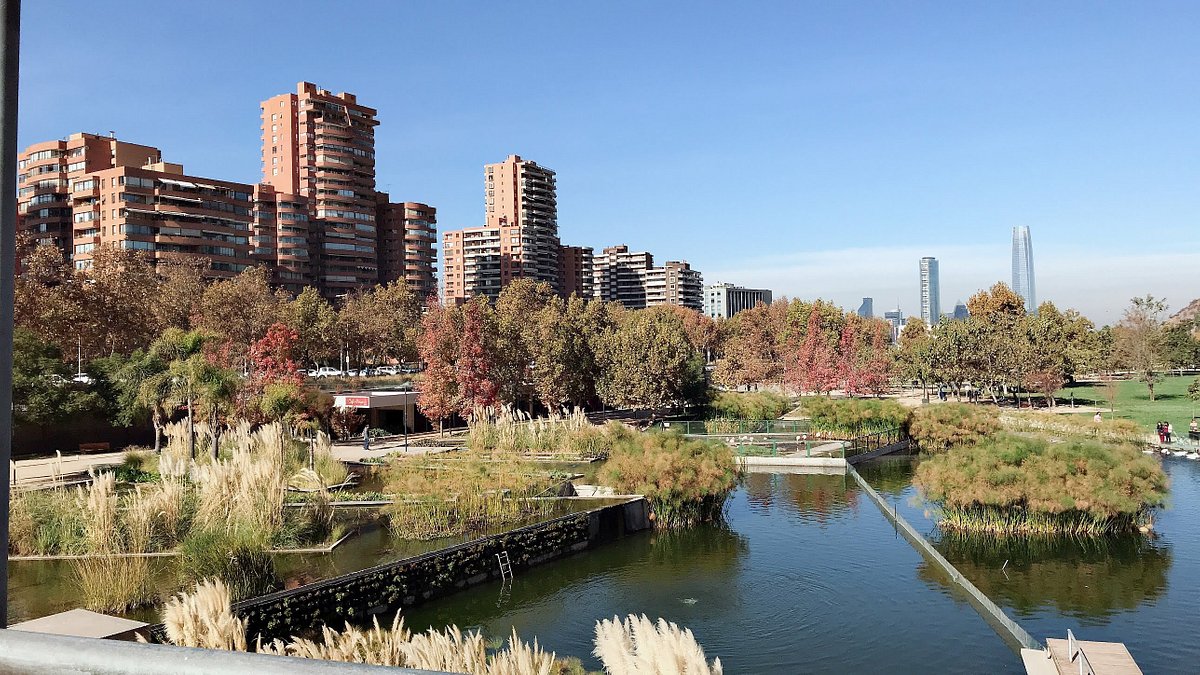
xmin=743 ymin=471 xmax=860 ymax=523
xmin=921 ymin=533 xmax=1171 ymax=621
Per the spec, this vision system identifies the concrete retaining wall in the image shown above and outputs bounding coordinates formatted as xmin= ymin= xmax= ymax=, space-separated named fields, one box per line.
xmin=737 ymin=456 xmax=846 ymax=468
xmin=228 ymin=498 xmax=650 ymax=643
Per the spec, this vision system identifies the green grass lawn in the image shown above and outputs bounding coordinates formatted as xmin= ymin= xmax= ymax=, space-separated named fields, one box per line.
xmin=1058 ymin=375 xmax=1200 ymax=432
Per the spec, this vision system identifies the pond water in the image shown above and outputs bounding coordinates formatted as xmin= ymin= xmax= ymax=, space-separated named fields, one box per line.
xmin=406 ymin=468 xmax=1020 ymax=673
xmin=858 ymin=455 xmax=1200 ymax=674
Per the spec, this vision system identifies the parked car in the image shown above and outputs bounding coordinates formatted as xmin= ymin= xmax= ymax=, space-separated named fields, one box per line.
xmin=399 ymin=363 xmax=423 ymax=373
xmin=315 ymin=367 xmax=343 ymax=378
xmin=375 ymin=365 xmax=399 ymax=376
xmin=71 ymin=373 xmax=95 ymax=385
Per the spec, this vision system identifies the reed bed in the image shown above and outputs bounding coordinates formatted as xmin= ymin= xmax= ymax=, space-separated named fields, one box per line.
xmin=707 ymin=390 xmax=792 ymax=421
xmin=999 ymin=411 xmax=1143 ymax=444
xmin=467 ymin=407 xmax=615 ymax=459
xmin=384 ymin=454 xmax=559 ymax=539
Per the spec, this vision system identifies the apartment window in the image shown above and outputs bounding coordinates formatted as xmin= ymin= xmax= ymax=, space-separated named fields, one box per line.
xmin=272 ymin=168 xmax=279 ymax=176
xmin=272 ymin=124 xmax=278 ymax=132
xmin=271 ymin=135 xmax=277 ymax=143
xmin=66 ymin=161 xmax=86 ymax=172
xmin=272 ymin=113 xmax=278 ymax=121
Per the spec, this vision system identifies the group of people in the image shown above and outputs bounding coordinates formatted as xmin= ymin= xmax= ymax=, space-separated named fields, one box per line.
xmin=1156 ymin=421 xmax=1175 ymax=444
xmin=1156 ymin=419 xmax=1200 ymax=445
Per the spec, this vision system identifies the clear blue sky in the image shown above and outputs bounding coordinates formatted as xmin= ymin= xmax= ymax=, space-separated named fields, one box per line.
xmin=20 ymin=1 xmax=1200 ymax=323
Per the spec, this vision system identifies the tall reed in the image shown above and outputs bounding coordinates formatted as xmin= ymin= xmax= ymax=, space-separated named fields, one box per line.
xmin=160 ymin=579 xmax=249 ymax=651
xmin=593 ymin=614 xmax=722 ymax=675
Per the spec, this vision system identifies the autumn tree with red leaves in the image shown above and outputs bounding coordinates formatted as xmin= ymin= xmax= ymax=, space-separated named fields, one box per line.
xmin=416 ymin=298 xmax=460 ymax=432
xmin=455 ymin=297 xmax=501 ymax=418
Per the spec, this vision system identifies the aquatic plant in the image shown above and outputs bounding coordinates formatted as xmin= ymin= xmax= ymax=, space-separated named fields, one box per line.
xmin=179 ymin=527 xmax=280 ymax=602
xmin=914 ymin=433 xmax=1167 ymax=535
xmin=593 ymin=614 xmax=722 ymax=675
xmin=384 ymin=453 xmax=558 ymax=539
xmin=706 ymin=391 xmax=792 ymax=421
xmin=998 ymin=411 xmax=1142 ymax=444
xmin=800 ymin=397 xmax=911 ymax=437
xmin=908 ymin=403 xmax=999 ymax=453
xmin=600 ymin=430 xmax=739 ymax=529
xmin=467 ymin=407 xmax=615 ymax=459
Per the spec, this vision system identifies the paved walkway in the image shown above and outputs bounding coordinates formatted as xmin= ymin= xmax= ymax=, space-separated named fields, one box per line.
xmin=10 ymin=451 xmax=126 ymax=489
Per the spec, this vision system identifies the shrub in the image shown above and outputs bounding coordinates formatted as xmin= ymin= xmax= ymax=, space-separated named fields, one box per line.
xmin=706 ymin=391 xmax=791 ymax=420
xmin=914 ymin=434 xmax=1168 ymax=535
xmin=801 ymin=397 xmax=910 ymax=436
xmin=908 ymin=403 xmax=999 ymax=452
xmin=600 ymin=431 xmax=739 ymax=528
xmin=179 ymin=527 xmax=280 ymax=602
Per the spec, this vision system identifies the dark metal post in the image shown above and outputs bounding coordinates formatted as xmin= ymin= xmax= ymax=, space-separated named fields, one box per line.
xmin=0 ymin=0 xmax=20 ymax=630
xmin=402 ymin=407 xmax=408 ymax=451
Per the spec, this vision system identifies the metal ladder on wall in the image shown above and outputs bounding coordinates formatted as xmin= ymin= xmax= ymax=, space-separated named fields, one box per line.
xmin=496 ymin=550 xmax=514 ymax=581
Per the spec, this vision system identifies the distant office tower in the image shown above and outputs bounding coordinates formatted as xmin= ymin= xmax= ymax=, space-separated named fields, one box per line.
xmin=952 ymin=302 xmax=969 ymax=321
xmin=706 ymin=283 xmax=773 ymax=319
xmin=919 ymin=257 xmax=940 ymax=327
xmin=857 ymin=297 xmax=873 ymax=318
xmin=883 ymin=308 xmax=904 ymax=343
xmin=1011 ymin=225 xmax=1036 ymax=313
xmin=593 ymin=244 xmax=703 ymax=311
xmin=375 ymin=196 xmax=438 ymax=299
xmin=18 ymin=132 xmax=160 ymax=262
xmin=557 ymin=244 xmax=594 ymax=299
xmin=443 ymin=155 xmax=580 ymax=303
xmin=261 ymin=82 xmax=381 ymax=297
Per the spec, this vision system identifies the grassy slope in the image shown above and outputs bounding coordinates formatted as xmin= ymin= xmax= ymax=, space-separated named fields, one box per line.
xmin=1059 ymin=375 xmax=1200 ymax=430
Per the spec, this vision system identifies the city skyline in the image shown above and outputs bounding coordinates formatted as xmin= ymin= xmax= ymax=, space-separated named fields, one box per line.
xmin=17 ymin=2 xmax=1200 ymax=322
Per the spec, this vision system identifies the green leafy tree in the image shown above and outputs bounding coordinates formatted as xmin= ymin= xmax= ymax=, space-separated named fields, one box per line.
xmin=1114 ymin=295 xmax=1168 ymax=401
xmin=284 ymin=287 xmax=338 ymax=368
xmin=11 ymin=328 xmax=108 ymax=428
xmin=596 ymin=307 xmax=707 ymax=413
xmin=494 ymin=279 xmax=556 ymax=411
xmin=260 ymin=382 xmax=305 ymax=450
xmin=531 ymin=295 xmax=597 ymax=409
xmin=143 ymin=329 xmax=213 ymax=459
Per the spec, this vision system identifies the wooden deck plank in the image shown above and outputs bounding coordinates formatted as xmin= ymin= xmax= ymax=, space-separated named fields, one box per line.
xmin=1045 ymin=638 xmax=1142 ymax=675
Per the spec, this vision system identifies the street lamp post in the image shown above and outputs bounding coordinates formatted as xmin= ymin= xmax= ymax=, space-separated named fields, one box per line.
xmin=0 ymin=0 xmax=21 ymax=630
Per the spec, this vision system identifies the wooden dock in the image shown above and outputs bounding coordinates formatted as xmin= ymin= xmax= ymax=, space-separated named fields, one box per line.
xmin=1023 ymin=635 xmax=1142 ymax=675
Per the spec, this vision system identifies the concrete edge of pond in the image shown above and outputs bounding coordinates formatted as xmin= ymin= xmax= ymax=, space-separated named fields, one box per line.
xmin=847 ymin=465 xmax=1043 ymax=654
xmin=139 ymin=496 xmax=651 ymax=644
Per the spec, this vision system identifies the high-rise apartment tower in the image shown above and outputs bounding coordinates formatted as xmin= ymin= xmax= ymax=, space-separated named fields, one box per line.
xmin=919 ymin=256 xmax=940 ymax=327
xmin=1011 ymin=225 xmax=1036 ymax=313
xmin=261 ymin=82 xmax=381 ymax=296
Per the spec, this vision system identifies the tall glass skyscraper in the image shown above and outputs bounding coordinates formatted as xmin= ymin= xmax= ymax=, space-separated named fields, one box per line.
xmin=919 ymin=256 xmax=940 ymax=327
xmin=1011 ymin=225 xmax=1036 ymax=313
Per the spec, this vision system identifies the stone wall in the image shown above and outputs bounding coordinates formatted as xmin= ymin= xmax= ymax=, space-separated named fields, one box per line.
xmin=231 ymin=498 xmax=649 ymax=643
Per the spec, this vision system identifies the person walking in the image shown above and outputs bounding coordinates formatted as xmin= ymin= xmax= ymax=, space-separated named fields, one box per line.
xmin=1166 ymin=422 xmax=1173 ymax=444
xmin=1094 ymin=411 xmax=1103 ymax=423
xmin=1156 ymin=421 xmax=1165 ymax=444
xmin=362 ymin=423 xmax=371 ymax=452
xmin=1189 ymin=418 xmax=1199 ymax=444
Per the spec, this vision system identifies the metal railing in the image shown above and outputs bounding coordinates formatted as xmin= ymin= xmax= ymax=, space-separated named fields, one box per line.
xmin=1066 ymin=629 xmax=1096 ymax=675
xmin=0 ymin=628 xmax=453 ymax=674
xmin=844 ymin=426 xmax=909 ymax=459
